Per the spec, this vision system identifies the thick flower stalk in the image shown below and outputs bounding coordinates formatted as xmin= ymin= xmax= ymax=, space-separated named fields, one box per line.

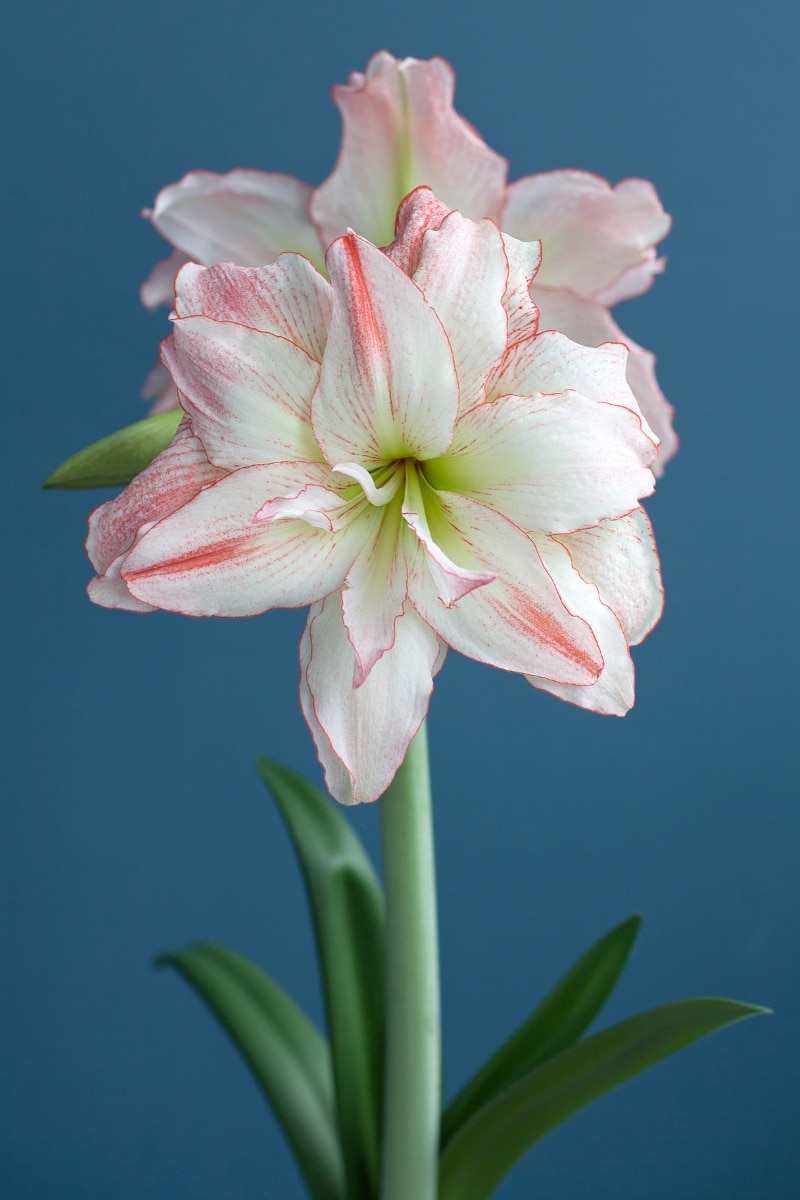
xmin=89 ymin=188 xmax=662 ymax=804
xmin=140 ymin=51 xmax=676 ymax=470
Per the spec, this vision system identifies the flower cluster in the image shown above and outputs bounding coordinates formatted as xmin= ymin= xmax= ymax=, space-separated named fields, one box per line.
xmin=88 ymin=188 xmax=662 ymax=803
xmin=140 ymin=51 xmax=676 ymax=472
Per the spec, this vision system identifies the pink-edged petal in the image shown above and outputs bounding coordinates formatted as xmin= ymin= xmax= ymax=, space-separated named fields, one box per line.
xmin=88 ymin=554 xmax=158 ymax=613
xmin=140 ymin=249 xmax=189 ymax=310
xmin=341 ymin=501 xmax=409 ymax=685
xmin=300 ymin=592 xmax=443 ymax=804
xmin=527 ymin=536 xmax=635 ymax=715
xmin=488 ymin=329 xmax=658 ymax=449
xmin=146 ymin=169 xmax=324 ymax=270
xmin=162 ymin=315 xmax=322 ymax=468
xmin=503 ymin=171 xmax=670 ymax=300
xmin=593 ymin=251 xmax=667 ymax=307
xmin=407 ymin=492 xmax=602 ymax=684
xmin=555 ymin=509 xmax=663 ymax=646
xmin=312 ymin=52 xmax=507 ymax=249
xmin=254 ymin=483 xmax=349 ymax=531
xmin=402 ymin=468 xmax=494 ymax=606
xmin=534 ymin=287 xmax=677 ymax=472
xmin=315 ymin=233 xmax=459 ymax=466
xmin=86 ymin=418 xmax=225 ymax=578
xmin=140 ymin=361 xmax=181 ymax=415
xmin=411 ymin=210 xmax=508 ymax=411
xmin=174 ymin=257 xmax=332 ymax=364
xmin=383 ymin=187 xmax=452 ymax=276
xmin=122 ymin=462 xmax=365 ymax=617
xmin=434 ymin=390 xmax=655 ymax=534
xmin=500 ymin=232 xmax=541 ymax=347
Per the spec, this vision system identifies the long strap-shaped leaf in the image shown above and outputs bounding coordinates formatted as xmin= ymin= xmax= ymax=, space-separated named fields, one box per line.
xmin=256 ymin=759 xmax=385 ymax=1200
xmin=42 ymin=410 xmax=182 ymax=489
xmin=442 ymin=915 xmax=641 ymax=1145
xmin=438 ymin=997 xmax=767 ymax=1200
xmin=158 ymin=942 xmax=346 ymax=1200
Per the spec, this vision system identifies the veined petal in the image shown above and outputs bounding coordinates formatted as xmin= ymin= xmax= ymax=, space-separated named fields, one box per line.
xmin=412 ymin=210 xmax=508 ymax=411
xmin=86 ymin=418 xmax=225 ymax=577
xmin=402 ymin=468 xmax=494 ymax=606
xmin=300 ymin=592 xmax=443 ymax=804
xmin=146 ymin=169 xmax=324 ymax=271
xmin=384 ymin=187 xmax=452 ymax=277
xmin=407 ymin=492 xmax=602 ymax=684
xmin=140 ymin=361 xmax=180 ymax=415
xmin=88 ymin=553 xmax=159 ymax=613
xmin=431 ymin=390 xmax=655 ymax=534
xmin=487 ymin=329 xmax=658 ymax=450
xmin=163 ymin=315 xmax=322 ymax=468
xmin=315 ymin=233 xmax=459 ymax=465
xmin=140 ymin=248 xmax=188 ymax=310
xmin=342 ymin=501 xmax=409 ymax=685
xmin=527 ymin=536 xmax=635 ymax=715
xmin=254 ymin=483 xmax=350 ymax=532
xmin=534 ymin=286 xmax=677 ymax=473
xmin=122 ymin=463 xmax=365 ymax=617
xmin=174 ymin=258 xmax=333 ymax=364
xmin=311 ymin=52 xmax=507 ymax=249
xmin=500 ymin=232 xmax=541 ymax=347
xmin=503 ymin=171 xmax=670 ymax=300
xmin=555 ymin=509 xmax=663 ymax=646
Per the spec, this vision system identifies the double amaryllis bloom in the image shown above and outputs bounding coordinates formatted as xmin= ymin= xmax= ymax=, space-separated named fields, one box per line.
xmin=140 ymin=51 xmax=676 ymax=472
xmin=88 ymin=188 xmax=663 ymax=804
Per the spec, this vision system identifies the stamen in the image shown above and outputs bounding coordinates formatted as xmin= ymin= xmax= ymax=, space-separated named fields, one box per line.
xmin=332 ymin=461 xmax=403 ymax=506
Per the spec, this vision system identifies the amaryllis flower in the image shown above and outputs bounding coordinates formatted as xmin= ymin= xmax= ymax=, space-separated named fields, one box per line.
xmin=93 ymin=189 xmax=662 ymax=804
xmin=140 ymin=51 xmax=675 ymax=471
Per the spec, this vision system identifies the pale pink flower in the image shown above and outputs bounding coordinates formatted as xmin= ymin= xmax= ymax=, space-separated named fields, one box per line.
xmin=140 ymin=52 xmax=675 ymax=471
xmin=91 ymin=190 xmax=662 ymax=804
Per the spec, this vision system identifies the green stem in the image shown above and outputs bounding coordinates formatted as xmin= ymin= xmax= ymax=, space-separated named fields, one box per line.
xmin=379 ymin=721 xmax=440 ymax=1200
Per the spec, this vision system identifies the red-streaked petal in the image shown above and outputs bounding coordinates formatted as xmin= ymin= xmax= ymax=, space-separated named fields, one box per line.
xmin=384 ymin=187 xmax=452 ymax=277
xmin=311 ymin=52 xmax=507 ymax=249
xmin=412 ymin=210 xmax=508 ymax=411
xmin=555 ymin=509 xmax=663 ymax=646
xmin=86 ymin=418 xmax=225 ymax=576
xmin=140 ymin=361 xmax=181 ymax=415
xmin=436 ymin=390 xmax=655 ymax=534
xmin=527 ymin=536 xmax=635 ymax=715
xmin=534 ymin=287 xmax=677 ymax=472
xmin=122 ymin=463 xmax=365 ymax=617
xmin=407 ymin=492 xmax=602 ymax=684
xmin=140 ymin=249 xmax=188 ymax=310
xmin=500 ymin=232 xmax=541 ymax=346
xmin=402 ymin=470 xmax=494 ymax=606
xmin=315 ymin=233 xmax=459 ymax=466
xmin=300 ymin=592 xmax=443 ymax=804
xmin=174 ymin=258 xmax=332 ymax=364
xmin=162 ymin=315 xmax=322 ymax=468
xmin=146 ymin=169 xmax=324 ymax=269
xmin=88 ymin=555 xmax=158 ymax=613
xmin=503 ymin=171 xmax=670 ymax=299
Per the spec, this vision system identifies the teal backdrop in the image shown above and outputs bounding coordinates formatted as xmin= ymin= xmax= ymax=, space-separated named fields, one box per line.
xmin=3 ymin=0 xmax=798 ymax=1196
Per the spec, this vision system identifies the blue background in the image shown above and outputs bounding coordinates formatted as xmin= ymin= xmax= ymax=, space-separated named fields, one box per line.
xmin=3 ymin=0 xmax=798 ymax=1196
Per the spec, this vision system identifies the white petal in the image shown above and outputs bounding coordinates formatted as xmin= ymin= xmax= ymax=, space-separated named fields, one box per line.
xmin=140 ymin=249 xmax=189 ymax=310
xmin=407 ymin=492 xmax=602 ymax=684
xmin=430 ymin=390 xmax=655 ymax=534
xmin=341 ymin=502 xmax=409 ymax=685
xmin=300 ymin=593 xmax=443 ymax=804
xmin=412 ymin=210 xmax=508 ymax=411
xmin=555 ymin=509 xmax=663 ymax=646
xmin=503 ymin=171 xmax=670 ymax=300
xmin=314 ymin=233 xmax=459 ymax=466
xmin=147 ymin=169 xmax=324 ymax=269
xmin=402 ymin=468 xmax=494 ymax=606
xmin=162 ymin=315 xmax=322 ymax=468
xmin=527 ymin=537 xmax=635 ymax=715
xmin=122 ymin=463 xmax=365 ymax=617
xmin=534 ymin=286 xmax=677 ymax=473
xmin=311 ymin=54 xmax=507 ymax=248
xmin=174 ymin=257 xmax=333 ymax=364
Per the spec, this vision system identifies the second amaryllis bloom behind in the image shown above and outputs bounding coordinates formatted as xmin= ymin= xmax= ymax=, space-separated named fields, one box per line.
xmin=88 ymin=189 xmax=662 ymax=804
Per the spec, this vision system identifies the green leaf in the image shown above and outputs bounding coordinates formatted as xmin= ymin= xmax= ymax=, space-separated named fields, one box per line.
xmin=438 ymin=997 xmax=768 ymax=1200
xmin=256 ymin=759 xmax=385 ymax=1200
xmin=158 ymin=942 xmax=346 ymax=1200
xmin=42 ymin=409 xmax=182 ymax=489
xmin=441 ymin=915 xmax=641 ymax=1145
